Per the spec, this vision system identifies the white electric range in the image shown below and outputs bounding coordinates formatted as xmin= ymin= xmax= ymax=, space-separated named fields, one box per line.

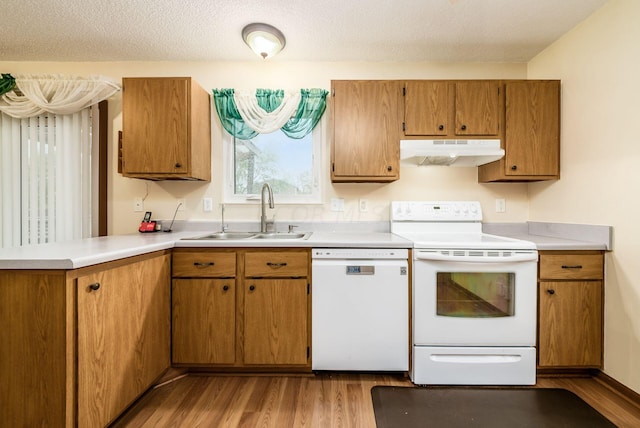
xmin=391 ymin=201 xmax=538 ymax=385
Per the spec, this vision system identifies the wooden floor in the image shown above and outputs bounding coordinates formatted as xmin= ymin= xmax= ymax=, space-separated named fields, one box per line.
xmin=112 ymin=373 xmax=640 ymax=427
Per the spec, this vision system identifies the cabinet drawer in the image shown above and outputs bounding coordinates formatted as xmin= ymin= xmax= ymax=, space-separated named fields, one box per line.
xmin=173 ymin=252 xmax=236 ymax=277
xmin=245 ymin=251 xmax=308 ymax=277
xmin=539 ymin=254 xmax=603 ymax=280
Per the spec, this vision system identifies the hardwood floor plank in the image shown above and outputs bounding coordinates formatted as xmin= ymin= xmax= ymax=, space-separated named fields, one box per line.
xmin=113 ymin=373 xmax=640 ymax=428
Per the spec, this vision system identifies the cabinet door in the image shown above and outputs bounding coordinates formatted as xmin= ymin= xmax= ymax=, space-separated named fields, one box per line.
xmin=332 ymin=80 xmax=401 ymax=181
xmin=538 ymin=281 xmax=602 ymax=367
xmin=244 ymin=279 xmax=308 ymax=365
xmin=404 ymin=81 xmax=449 ymax=136
xmin=455 ymin=81 xmax=501 ymax=136
xmin=122 ymin=78 xmax=189 ymax=174
xmin=77 ymin=254 xmax=171 ymax=427
xmin=172 ymin=279 xmax=236 ymax=364
xmin=505 ymin=81 xmax=560 ymax=176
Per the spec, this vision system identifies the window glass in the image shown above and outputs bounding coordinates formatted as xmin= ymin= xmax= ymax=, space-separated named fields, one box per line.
xmin=224 ymin=126 xmax=321 ymax=204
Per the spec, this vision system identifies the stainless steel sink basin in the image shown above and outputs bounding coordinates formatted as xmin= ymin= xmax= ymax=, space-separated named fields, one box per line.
xmin=187 ymin=231 xmax=257 ymax=240
xmin=182 ymin=231 xmax=312 ymax=241
xmin=252 ymin=232 xmax=311 ymax=240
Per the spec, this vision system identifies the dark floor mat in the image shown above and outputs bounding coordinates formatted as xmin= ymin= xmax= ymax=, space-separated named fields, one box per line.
xmin=371 ymin=386 xmax=616 ymax=428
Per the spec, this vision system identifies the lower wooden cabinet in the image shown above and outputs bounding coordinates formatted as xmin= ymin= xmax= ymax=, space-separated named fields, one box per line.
xmin=538 ymin=251 xmax=604 ymax=368
xmin=0 ymin=251 xmax=171 ymax=428
xmin=244 ymin=278 xmax=308 ymax=365
xmin=172 ymin=278 xmax=236 ymax=364
xmin=171 ymin=248 xmax=311 ymax=370
xmin=77 ymin=253 xmax=171 ymax=427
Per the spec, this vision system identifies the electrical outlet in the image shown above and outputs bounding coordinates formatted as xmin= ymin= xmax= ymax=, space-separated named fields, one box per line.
xmin=330 ymin=198 xmax=345 ymax=212
xmin=495 ymin=198 xmax=506 ymax=213
xmin=177 ymin=199 xmax=186 ymax=211
xmin=359 ymin=198 xmax=369 ymax=212
xmin=134 ymin=197 xmax=144 ymax=212
xmin=203 ymin=197 xmax=213 ymax=212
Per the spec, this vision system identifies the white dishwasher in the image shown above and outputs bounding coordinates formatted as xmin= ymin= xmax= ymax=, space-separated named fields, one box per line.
xmin=311 ymin=248 xmax=409 ymax=371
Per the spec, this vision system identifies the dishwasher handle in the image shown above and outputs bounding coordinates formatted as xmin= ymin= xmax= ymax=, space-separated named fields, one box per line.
xmin=415 ymin=252 xmax=538 ymax=263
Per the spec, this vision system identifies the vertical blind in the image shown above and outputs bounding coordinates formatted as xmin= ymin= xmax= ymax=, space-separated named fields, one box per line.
xmin=0 ymin=107 xmax=98 ymax=247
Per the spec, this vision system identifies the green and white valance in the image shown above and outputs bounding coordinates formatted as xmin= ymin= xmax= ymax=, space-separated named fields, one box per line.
xmin=213 ymin=88 xmax=328 ymax=140
xmin=0 ymin=74 xmax=120 ymax=119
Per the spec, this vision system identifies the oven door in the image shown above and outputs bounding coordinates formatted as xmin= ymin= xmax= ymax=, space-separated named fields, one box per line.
xmin=413 ymin=250 xmax=538 ymax=346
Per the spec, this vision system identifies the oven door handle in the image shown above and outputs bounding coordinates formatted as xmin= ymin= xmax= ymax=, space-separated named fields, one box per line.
xmin=415 ymin=252 xmax=538 ymax=263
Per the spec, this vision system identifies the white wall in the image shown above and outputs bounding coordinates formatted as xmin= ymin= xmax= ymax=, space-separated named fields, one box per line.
xmin=528 ymin=0 xmax=640 ymax=393
xmin=2 ymin=61 xmax=529 ymax=234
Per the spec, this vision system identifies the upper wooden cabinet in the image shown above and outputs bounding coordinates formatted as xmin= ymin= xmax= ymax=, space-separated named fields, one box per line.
xmin=121 ymin=77 xmax=211 ymax=181
xmin=403 ymin=80 xmax=501 ymax=137
xmin=331 ymin=80 xmax=403 ymax=182
xmin=479 ymin=80 xmax=560 ymax=182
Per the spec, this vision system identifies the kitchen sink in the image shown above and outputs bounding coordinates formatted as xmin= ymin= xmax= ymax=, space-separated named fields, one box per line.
xmin=182 ymin=231 xmax=312 ymax=241
xmin=252 ymin=232 xmax=311 ymax=240
xmin=187 ymin=231 xmax=257 ymax=240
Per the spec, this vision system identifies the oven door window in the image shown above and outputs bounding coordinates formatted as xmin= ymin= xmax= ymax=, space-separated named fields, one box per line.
xmin=436 ymin=272 xmax=515 ymax=317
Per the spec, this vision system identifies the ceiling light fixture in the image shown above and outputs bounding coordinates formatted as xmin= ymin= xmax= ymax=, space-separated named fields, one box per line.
xmin=242 ymin=23 xmax=286 ymax=59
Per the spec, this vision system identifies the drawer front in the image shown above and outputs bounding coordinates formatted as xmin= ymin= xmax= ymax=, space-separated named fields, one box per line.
xmin=539 ymin=254 xmax=603 ymax=280
xmin=173 ymin=252 xmax=236 ymax=277
xmin=245 ymin=251 xmax=308 ymax=277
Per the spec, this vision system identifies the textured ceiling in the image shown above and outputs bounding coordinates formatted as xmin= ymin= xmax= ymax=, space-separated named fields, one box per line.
xmin=1 ymin=0 xmax=608 ymax=62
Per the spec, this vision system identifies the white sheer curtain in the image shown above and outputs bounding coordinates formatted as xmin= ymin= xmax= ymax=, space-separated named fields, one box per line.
xmin=233 ymin=89 xmax=301 ymax=134
xmin=0 ymin=107 xmax=98 ymax=247
xmin=0 ymin=114 xmax=21 ymax=247
xmin=0 ymin=74 xmax=115 ymax=248
xmin=0 ymin=74 xmax=119 ymax=118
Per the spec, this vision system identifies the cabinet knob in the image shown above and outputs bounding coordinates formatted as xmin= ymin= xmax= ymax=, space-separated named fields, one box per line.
xmin=561 ymin=265 xmax=583 ymax=270
xmin=222 ymin=285 xmax=229 ymax=291
xmin=387 ymin=165 xmax=393 ymax=172
xmin=88 ymin=282 xmax=101 ymax=291
xmin=249 ymin=285 xmax=256 ymax=291
xmin=511 ymin=165 xmax=518 ymax=171
xmin=175 ymin=162 xmax=182 ymax=168
xmin=460 ymin=124 xmax=467 ymax=131
xmin=547 ymin=289 xmax=555 ymax=295
xmin=438 ymin=124 xmax=444 ymax=131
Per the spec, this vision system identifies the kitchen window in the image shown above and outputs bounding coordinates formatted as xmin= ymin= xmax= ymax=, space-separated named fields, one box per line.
xmin=222 ymin=124 xmax=322 ymax=204
xmin=214 ymin=88 xmax=327 ymax=205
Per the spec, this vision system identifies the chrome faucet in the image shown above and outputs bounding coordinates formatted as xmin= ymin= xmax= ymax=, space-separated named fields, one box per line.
xmin=220 ymin=203 xmax=228 ymax=232
xmin=260 ymin=183 xmax=274 ymax=233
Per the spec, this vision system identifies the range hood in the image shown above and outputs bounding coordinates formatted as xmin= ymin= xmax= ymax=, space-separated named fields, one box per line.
xmin=400 ymin=139 xmax=504 ymax=167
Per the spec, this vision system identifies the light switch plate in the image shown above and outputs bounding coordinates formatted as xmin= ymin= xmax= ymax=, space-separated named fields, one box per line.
xmin=203 ymin=197 xmax=213 ymax=212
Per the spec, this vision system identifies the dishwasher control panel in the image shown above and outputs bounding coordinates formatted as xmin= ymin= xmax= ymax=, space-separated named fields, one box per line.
xmin=312 ymin=248 xmax=408 ymax=259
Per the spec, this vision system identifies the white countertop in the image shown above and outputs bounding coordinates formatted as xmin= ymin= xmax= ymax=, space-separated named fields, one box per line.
xmin=483 ymin=222 xmax=612 ymax=251
xmin=0 ymin=221 xmax=611 ymax=270
xmin=0 ymin=230 xmax=413 ymax=270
